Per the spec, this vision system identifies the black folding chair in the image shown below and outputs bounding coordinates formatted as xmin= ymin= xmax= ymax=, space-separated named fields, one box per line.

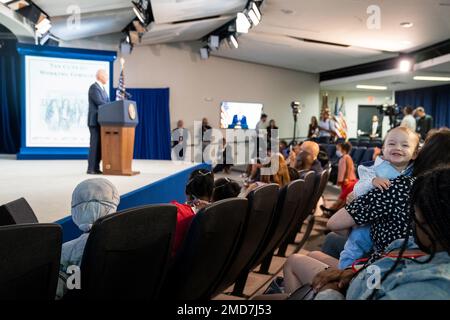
xmin=212 ymin=184 xmax=279 ymax=296
xmin=75 ymin=204 xmax=177 ymax=300
xmin=164 ymin=198 xmax=248 ymax=300
xmin=0 ymin=224 xmax=62 ymax=300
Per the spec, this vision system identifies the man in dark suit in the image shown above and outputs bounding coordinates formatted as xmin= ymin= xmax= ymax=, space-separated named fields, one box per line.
xmin=87 ymin=69 xmax=109 ymax=174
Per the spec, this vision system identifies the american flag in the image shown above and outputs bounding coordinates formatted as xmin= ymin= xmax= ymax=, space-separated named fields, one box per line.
xmin=115 ymin=68 xmax=126 ymax=101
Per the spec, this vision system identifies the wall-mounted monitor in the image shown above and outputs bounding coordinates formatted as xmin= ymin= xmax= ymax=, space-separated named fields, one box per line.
xmin=220 ymin=102 xmax=263 ymax=130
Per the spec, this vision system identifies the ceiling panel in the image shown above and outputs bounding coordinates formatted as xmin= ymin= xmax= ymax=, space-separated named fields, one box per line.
xmin=212 ymin=32 xmax=397 ymax=73
xmin=150 ymin=0 xmax=247 ymax=24
xmin=33 ymin=0 xmax=132 ymax=17
xmin=51 ymin=9 xmax=134 ymax=41
xmin=259 ymin=0 xmax=450 ymax=53
xmin=140 ymin=15 xmax=234 ymax=45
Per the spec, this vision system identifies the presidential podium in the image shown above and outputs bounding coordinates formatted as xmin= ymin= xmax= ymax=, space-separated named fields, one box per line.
xmin=98 ymin=100 xmax=139 ymax=176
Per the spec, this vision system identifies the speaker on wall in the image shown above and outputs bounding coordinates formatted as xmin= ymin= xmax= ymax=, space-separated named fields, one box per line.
xmin=0 ymin=198 xmax=39 ymax=226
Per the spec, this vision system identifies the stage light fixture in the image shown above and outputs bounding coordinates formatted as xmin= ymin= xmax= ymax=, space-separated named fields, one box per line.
xmin=399 ymin=59 xmax=413 ymax=72
xmin=247 ymin=9 xmax=260 ymax=26
xmin=229 ymin=34 xmax=239 ymax=49
xmin=200 ymin=47 xmax=210 ymax=60
xmin=251 ymin=2 xmax=262 ymax=20
xmin=208 ymin=35 xmax=220 ymax=50
xmin=35 ymin=17 xmax=51 ymax=36
xmin=132 ymin=0 xmax=151 ymax=25
xmin=236 ymin=12 xmax=251 ymax=33
xmin=120 ymin=38 xmax=133 ymax=55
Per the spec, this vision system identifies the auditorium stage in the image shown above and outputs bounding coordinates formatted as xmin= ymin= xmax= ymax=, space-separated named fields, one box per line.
xmin=0 ymin=157 xmax=208 ymax=225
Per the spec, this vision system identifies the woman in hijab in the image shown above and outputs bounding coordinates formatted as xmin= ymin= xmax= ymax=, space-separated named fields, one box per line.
xmin=60 ymin=178 xmax=120 ymax=271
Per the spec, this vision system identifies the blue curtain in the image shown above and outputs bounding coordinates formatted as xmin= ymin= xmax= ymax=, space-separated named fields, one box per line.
xmin=0 ymin=45 xmax=21 ymax=154
xmin=114 ymin=88 xmax=171 ymax=160
xmin=396 ymin=84 xmax=450 ymax=128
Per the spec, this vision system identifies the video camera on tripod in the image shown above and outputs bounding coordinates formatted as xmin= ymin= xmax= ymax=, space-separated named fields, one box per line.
xmin=376 ymin=103 xmax=401 ymax=128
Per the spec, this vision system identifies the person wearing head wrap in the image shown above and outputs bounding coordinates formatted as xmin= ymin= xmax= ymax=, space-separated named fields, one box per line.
xmin=60 ymin=178 xmax=120 ymax=271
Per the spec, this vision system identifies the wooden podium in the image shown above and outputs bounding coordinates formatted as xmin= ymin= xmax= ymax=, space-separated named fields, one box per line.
xmin=98 ymin=100 xmax=139 ymax=176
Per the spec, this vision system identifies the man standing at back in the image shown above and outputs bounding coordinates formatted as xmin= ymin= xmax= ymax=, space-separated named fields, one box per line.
xmin=87 ymin=69 xmax=109 ymax=174
xmin=415 ymin=106 xmax=433 ymax=141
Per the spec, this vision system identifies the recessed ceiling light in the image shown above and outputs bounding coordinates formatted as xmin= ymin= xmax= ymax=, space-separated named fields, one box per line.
xmin=356 ymin=85 xmax=388 ymax=90
xmin=400 ymin=22 xmax=414 ymax=28
xmin=414 ymin=76 xmax=450 ymax=81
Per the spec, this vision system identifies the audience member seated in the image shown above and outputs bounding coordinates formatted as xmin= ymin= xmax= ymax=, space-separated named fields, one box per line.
xmin=288 ymin=141 xmax=323 ymax=175
xmin=57 ymin=178 xmax=120 ymax=298
xmin=171 ymin=169 xmax=214 ymax=255
xmin=281 ymin=128 xmax=450 ymax=297
xmin=241 ymin=153 xmax=290 ymax=197
xmin=315 ymin=167 xmax=450 ymax=300
xmin=320 ymin=142 xmax=357 ymax=216
xmin=279 ymin=140 xmax=289 ymax=159
xmin=288 ymin=167 xmax=300 ymax=181
xmin=212 ymin=178 xmax=241 ymax=202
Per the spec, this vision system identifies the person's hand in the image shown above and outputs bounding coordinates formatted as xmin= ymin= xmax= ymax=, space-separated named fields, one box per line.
xmin=346 ymin=192 xmax=356 ymax=204
xmin=193 ymin=199 xmax=210 ymax=210
xmin=312 ymin=269 xmax=354 ymax=294
xmin=312 ymin=268 xmax=341 ymax=293
xmin=372 ymin=177 xmax=391 ymax=191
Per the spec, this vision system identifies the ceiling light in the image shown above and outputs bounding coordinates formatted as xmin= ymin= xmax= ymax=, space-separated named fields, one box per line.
xmin=251 ymin=2 xmax=262 ymax=20
xmin=414 ymin=76 xmax=450 ymax=81
xmin=247 ymin=9 xmax=260 ymax=26
xmin=208 ymin=35 xmax=220 ymax=50
xmin=35 ymin=17 xmax=51 ymax=36
xmin=236 ymin=12 xmax=251 ymax=33
xmin=400 ymin=22 xmax=414 ymax=28
xmin=399 ymin=59 xmax=413 ymax=72
xmin=132 ymin=0 xmax=150 ymax=25
xmin=229 ymin=34 xmax=239 ymax=49
xmin=200 ymin=47 xmax=210 ymax=60
xmin=356 ymin=85 xmax=387 ymax=90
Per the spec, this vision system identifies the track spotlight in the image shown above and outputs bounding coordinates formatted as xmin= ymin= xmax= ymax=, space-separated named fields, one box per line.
xmin=247 ymin=9 xmax=260 ymax=26
xmin=208 ymin=35 xmax=220 ymax=50
xmin=228 ymin=34 xmax=238 ymax=49
xmin=132 ymin=0 xmax=151 ymax=26
xmin=200 ymin=47 xmax=210 ymax=60
xmin=251 ymin=2 xmax=262 ymax=20
xmin=236 ymin=12 xmax=251 ymax=33
xmin=35 ymin=17 xmax=51 ymax=36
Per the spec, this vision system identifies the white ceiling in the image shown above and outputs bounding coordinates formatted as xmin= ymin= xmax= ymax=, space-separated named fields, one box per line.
xmin=3 ymin=0 xmax=450 ymax=79
xmin=321 ymin=55 xmax=450 ymax=92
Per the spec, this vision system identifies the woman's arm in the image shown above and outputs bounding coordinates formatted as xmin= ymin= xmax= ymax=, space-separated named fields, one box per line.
xmin=346 ymin=176 xmax=413 ymax=225
xmin=327 ymin=208 xmax=356 ymax=231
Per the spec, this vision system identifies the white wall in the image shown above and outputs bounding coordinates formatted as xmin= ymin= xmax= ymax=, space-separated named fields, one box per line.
xmin=63 ymin=38 xmax=320 ymax=140
xmin=320 ymin=90 xmax=394 ymax=139
xmin=115 ymin=44 xmax=319 ymax=140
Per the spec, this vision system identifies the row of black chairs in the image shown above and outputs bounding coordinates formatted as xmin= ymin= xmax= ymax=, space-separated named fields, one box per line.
xmin=0 ymin=169 xmax=330 ymax=300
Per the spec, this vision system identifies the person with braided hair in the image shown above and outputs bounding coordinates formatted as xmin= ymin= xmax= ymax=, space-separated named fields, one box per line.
xmin=170 ymin=169 xmax=214 ymax=255
xmin=281 ymin=128 xmax=450 ymax=297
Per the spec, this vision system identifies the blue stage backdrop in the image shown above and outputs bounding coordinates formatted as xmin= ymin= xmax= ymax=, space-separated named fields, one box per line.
xmin=0 ymin=39 xmax=20 ymax=154
xmin=396 ymin=84 xmax=450 ymax=128
xmin=113 ymin=88 xmax=171 ymax=160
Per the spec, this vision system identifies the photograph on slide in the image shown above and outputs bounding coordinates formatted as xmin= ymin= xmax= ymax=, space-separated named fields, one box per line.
xmin=25 ymin=55 xmax=109 ymax=147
